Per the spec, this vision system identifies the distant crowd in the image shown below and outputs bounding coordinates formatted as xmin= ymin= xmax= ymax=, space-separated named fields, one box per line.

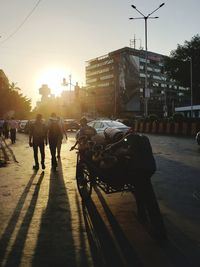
xmin=0 ymin=114 xmax=68 ymax=171
xmin=0 ymin=118 xmax=18 ymax=144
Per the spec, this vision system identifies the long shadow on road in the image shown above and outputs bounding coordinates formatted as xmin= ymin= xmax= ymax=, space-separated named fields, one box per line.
xmin=153 ymin=155 xmax=200 ymax=267
xmin=153 ymin=154 xmax=200 ymax=221
xmin=94 ymin=186 xmax=199 ymax=267
xmin=32 ymin=161 xmax=77 ymax=267
xmin=93 ymin=186 xmax=143 ymax=267
xmin=82 ymin=190 xmax=143 ymax=267
xmin=82 ymin=199 xmax=124 ymax=267
xmin=0 ymin=171 xmax=39 ymax=265
xmin=83 ymin=176 xmax=200 ymax=267
xmin=74 ymin=192 xmax=93 ymax=267
xmin=3 ymin=172 xmax=44 ymax=267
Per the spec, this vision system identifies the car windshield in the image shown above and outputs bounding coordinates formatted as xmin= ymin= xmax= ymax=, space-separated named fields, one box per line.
xmin=105 ymin=121 xmax=126 ymax=127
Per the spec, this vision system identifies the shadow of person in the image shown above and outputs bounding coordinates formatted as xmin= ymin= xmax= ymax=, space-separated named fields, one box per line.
xmin=74 ymin=192 xmax=94 ymax=267
xmin=82 ymin=196 xmax=126 ymax=267
xmin=93 ymin=186 xmax=143 ymax=267
xmin=32 ymin=161 xmax=76 ymax=267
xmin=0 ymin=171 xmax=39 ymax=266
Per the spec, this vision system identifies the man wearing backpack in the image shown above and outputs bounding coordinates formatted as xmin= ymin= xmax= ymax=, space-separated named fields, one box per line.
xmin=29 ymin=114 xmax=47 ymax=170
xmin=48 ymin=113 xmax=63 ymax=171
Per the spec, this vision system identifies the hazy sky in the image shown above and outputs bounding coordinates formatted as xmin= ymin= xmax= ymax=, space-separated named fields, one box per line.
xmin=0 ymin=0 xmax=199 ymax=108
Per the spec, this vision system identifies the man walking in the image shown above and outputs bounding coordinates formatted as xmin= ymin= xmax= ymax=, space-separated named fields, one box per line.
xmin=3 ymin=119 xmax=9 ymax=139
xmin=9 ymin=117 xmax=18 ymax=144
xmin=29 ymin=114 xmax=47 ymax=170
xmin=48 ymin=113 xmax=62 ymax=171
xmin=56 ymin=116 xmax=67 ymax=159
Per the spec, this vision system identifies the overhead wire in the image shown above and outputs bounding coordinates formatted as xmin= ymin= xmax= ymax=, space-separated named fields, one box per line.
xmin=0 ymin=0 xmax=43 ymax=45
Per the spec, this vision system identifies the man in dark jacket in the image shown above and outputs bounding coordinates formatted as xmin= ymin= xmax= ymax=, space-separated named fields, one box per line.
xmin=105 ymin=133 xmax=167 ymax=240
xmin=29 ymin=114 xmax=47 ymax=170
xmin=9 ymin=117 xmax=18 ymax=144
xmin=48 ymin=113 xmax=63 ymax=171
xmin=3 ymin=119 xmax=9 ymax=139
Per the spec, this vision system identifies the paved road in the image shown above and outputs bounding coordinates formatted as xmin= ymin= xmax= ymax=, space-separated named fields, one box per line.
xmin=0 ymin=133 xmax=199 ymax=267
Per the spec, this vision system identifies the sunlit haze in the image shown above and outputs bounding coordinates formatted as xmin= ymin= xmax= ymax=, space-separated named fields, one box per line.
xmin=35 ymin=66 xmax=71 ymax=97
xmin=0 ymin=0 xmax=200 ymax=108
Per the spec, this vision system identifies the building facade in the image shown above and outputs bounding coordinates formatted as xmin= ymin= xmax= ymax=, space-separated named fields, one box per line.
xmin=85 ymin=47 xmax=190 ymax=117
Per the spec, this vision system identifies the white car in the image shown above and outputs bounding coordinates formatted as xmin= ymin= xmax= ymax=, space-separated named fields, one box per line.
xmin=87 ymin=119 xmax=130 ymax=136
xmin=75 ymin=119 xmax=130 ymax=142
xmin=196 ymin=131 xmax=200 ymax=145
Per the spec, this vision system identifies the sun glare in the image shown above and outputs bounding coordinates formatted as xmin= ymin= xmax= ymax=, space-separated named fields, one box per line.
xmin=36 ymin=67 xmax=70 ymax=97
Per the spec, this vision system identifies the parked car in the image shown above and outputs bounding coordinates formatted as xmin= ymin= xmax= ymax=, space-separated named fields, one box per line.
xmin=196 ymin=131 xmax=200 ymax=145
xmin=116 ymin=118 xmax=132 ymax=127
xmin=64 ymin=119 xmax=80 ymax=131
xmin=87 ymin=119 xmax=130 ymax=136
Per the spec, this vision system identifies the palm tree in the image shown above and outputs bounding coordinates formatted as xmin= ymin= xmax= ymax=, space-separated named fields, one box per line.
xmin=9 ymin=82 xmax=21 ymax=91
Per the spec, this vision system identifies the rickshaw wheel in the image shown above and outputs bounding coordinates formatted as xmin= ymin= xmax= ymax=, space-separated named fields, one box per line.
xmin=76 ymin=161 xmax=92 ymax=200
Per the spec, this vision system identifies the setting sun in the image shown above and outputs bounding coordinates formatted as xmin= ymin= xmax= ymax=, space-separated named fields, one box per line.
xmin=36 ymin=67 xmax=70 ymax=97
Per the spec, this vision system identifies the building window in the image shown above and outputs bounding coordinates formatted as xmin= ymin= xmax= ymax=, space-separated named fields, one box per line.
xmin=100 ymin=74 xmax=114 ymax=80
xmin=86 ymin=78 xmax=97 ymax=83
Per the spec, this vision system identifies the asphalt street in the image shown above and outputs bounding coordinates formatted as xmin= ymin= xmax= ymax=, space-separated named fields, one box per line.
xmin=0 ymin=132 xmax=200 ymax=267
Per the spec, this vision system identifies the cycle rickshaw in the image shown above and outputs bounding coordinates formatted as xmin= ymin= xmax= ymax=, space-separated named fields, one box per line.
xmin=72 ymin=129 xmax=167 ymax=240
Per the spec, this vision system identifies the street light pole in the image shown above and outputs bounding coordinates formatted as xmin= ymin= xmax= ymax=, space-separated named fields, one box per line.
xmin=190 ymin=57 xmax=193 ymax=117
xmin=144 ymin=17 xmax=148 ymax=117
xmin=62 ymin=75 xmax=76 ymax=105
xmin=129 ymin=3 xmax=165 ymax=117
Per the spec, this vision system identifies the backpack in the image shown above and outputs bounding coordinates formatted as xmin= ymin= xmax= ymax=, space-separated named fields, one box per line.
xmin=31 ymin=122 xmax=46 ymax=141
xmin=48 ymin=119 xmax=62 ymax=139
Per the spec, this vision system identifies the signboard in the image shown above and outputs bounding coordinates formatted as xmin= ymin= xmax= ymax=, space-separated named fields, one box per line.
xmin=118 ymin=53 xmax=140 ymax=105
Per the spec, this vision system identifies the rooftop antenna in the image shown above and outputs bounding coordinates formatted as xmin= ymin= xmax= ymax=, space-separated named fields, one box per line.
xmin=130 ymin=34 xmax=143 ymax=49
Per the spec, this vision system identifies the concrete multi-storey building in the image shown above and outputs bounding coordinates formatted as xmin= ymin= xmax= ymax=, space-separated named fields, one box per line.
xmin=85 ymin=47 xmax=190 ymax=117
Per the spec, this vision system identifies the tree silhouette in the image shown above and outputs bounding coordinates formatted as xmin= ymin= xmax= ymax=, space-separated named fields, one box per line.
xmin=0 ymin=77 xmax=31 ymax=119
xmin=165 ymin=35 xmax=200 ymax=104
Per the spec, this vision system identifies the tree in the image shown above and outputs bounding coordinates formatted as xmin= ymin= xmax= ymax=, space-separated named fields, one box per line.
xmin=9 ymin=82 xmax=21 ymax=91
xmin=165 ymin=35 xmax=200 ymax=105
xmin=0 ymin=81 xmax=31 ymax=119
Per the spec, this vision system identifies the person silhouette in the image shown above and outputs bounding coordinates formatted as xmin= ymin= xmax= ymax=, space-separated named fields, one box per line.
xmin=29 ymin=114 xmax=47 ymax=170
xmin=48 ymin=113 xmax=63 ymax=171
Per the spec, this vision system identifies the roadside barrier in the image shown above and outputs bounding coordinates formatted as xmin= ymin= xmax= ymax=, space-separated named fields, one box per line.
xmin=134 ymin=121 xmax=139 ymax=132
xmin=174 ymin=123 xmax=180 ymax=135
xmin=139 ymin=122 xmax=144 ymax=132
xmin=182 ymin=122 xmax=188 ymax=136
xmin=151 ymin=121 xmax=158 ymax=134
xmin=145 ymin=122 xmax=150 ymax=133
xmin=132 ymin=121 xmax=200 ymax=137
xmin=166 ymin=122 xmax=171 ymax=134
xmin=191 ymin=122 xmax=197 ymax=136
xmin=158 ymin=122 xmax=165 ymax=134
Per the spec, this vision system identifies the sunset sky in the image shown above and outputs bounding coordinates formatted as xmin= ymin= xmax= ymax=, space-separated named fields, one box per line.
xmin=0 ymin=0 xmax=200 ymax=108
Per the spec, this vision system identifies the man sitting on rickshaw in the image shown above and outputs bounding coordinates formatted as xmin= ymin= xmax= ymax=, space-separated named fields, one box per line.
xmin=70 ymin=117 xmax=97 ymax=153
